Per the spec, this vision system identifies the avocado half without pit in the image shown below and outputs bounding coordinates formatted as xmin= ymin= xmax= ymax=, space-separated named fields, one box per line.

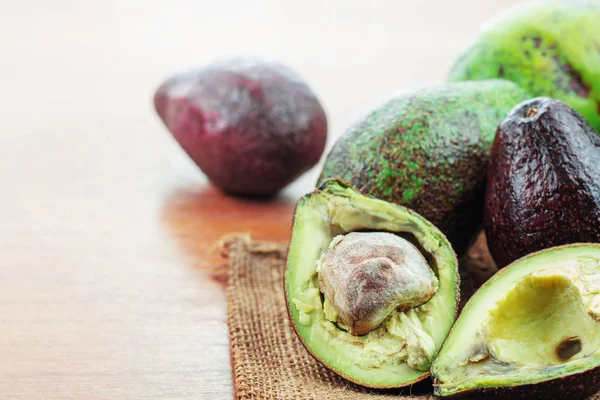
xmin=284 ymin=179 xmax=459 ymax=388
xmin=432 ymin=244 xmax=600 ymax=399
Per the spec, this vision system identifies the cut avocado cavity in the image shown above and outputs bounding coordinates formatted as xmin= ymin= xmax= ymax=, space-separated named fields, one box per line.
xmin=285 ymin=179 xmax=459 ymax=388
xmin=432 ymin=244 xmax=600 ymax=399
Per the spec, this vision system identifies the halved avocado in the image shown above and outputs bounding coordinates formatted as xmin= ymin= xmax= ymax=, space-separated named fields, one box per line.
xmin=284 ymin=179 xmax=459 ymax=388
xmin=432 ymin=244 xmax=600 ymax=399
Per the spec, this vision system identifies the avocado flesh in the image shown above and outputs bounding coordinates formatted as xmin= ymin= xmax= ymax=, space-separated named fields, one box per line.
xmin=285 ymin=180 xmax=459 ymax=388
xmin=432 ymin=244 xmax=600 ymax=397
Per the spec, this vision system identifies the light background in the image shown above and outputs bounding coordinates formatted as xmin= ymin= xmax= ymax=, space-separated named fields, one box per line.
xmin=1 ymin=0 xmax=523 ymax=196
xmin=0 ymin=1 xmax=523 ymax=399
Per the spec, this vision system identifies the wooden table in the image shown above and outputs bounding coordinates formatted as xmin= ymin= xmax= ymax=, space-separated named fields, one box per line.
xmin=0 ymin=1 xmax=520 ymax=398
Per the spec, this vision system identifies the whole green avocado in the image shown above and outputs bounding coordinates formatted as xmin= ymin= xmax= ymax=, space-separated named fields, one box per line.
xmin=318 ymin=80 xmax=528 ymax=256
xmin=449 ymin=0 xmax=600 ymax=132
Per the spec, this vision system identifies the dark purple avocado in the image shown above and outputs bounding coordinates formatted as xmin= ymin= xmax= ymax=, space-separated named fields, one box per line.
xmin=484 ymin=97 xmax=600 ymax=268
xmin=154 ymin=57 xmax=327 ymax=196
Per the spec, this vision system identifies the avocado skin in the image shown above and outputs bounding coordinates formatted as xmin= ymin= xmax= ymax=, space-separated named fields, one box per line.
xmin=434 ymin=366 xmax=599 ymax=399
xmin=318 ymin=81 xmax=528 ymax=256
xmin=154 ymin=57 xmax=327 ymax=196
xmin=484 ymin=97 xmax=600 ymax=268
xmin=449 ymin=1 xmax=600 ymax=132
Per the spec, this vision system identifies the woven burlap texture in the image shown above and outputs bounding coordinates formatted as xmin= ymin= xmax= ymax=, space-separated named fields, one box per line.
xmin=225 ymin=236 xmax=432 ymax=400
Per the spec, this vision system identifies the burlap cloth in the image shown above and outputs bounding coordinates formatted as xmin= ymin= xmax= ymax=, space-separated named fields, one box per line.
xmin=223 ymin=235 xmax=597 ymax=399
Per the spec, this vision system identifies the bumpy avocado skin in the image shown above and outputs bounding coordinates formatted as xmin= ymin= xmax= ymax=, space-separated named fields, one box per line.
xmin=318 ymin=81 xmax=528 ymax=255
xmin=485 ymin=97 xmax=600 ymax=268
xmin=449 ymin=1 xmax=600 ymax=132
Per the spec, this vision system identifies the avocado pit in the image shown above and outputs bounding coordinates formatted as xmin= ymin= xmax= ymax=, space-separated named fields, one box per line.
xmin=316 ymin=231 xmax=438 ymax=336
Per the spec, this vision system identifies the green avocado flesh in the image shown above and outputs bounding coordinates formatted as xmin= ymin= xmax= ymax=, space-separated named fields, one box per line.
xmin=449 ymin=1 xmax=600 ymax=132
xmin=432 ymin=244 xmax=600 ymax=397
xmin=285 ymin=180 xmax=459 ymax=388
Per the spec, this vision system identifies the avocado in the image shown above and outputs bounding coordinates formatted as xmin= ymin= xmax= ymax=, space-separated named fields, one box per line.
xmin=318 ymin=81 xmax=528 ymax=255
xmin=285 ymin=179 xmax=459 ymax=388
xmin=485 ymin=97 xmax=600 ymax=268
xmin=449 ymin=0 xmax=600 ymax=132
xmin=431 ymin=243 xmax=600 ymax=400
xmin=154 ymin=57 xmax=327 ymax=196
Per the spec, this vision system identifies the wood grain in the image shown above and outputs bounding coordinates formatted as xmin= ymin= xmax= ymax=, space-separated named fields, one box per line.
xmin=0 ymin=1 xmax=520 ymax=398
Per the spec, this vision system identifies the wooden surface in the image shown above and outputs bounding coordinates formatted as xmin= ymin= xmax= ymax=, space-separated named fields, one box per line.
xmin=0 ymin=1 xmax=521 ymax=398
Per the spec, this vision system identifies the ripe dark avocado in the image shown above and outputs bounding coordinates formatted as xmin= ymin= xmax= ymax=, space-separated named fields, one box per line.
xmin=285 ymin=179 xmax=459 ymax=388
xmin=154 ymin=57 xmax=327 ymax=196
xmin=318 ymin=81 xmax=528 ymax=255
xmin=484 ymin=97 xmax=600 ymax=268
xmin=431 ymin=243 xmax=600 ymax=400
xmin=449 ymin=0 xmax=600 ymax=132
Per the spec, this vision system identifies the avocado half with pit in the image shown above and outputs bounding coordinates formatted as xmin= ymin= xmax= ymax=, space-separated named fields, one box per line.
xmin=284 ymin=179 xmax=459 ymax=388
xmin=432 ymin=243 xmax=600 ymax=399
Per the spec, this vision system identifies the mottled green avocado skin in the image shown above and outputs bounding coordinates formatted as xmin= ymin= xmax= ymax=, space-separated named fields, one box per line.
xmin=449 ymin=1 xmax=600 ymax=132
xmin=318 ymin=81 xmax=528 ymax=255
